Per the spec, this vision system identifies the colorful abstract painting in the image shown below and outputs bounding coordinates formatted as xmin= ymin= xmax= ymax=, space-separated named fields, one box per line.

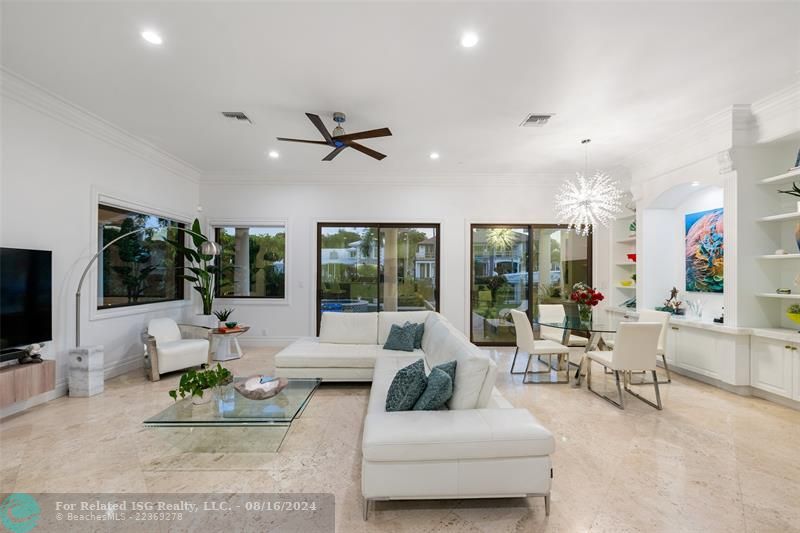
xmin=685 ymin=208 xmax=724 ymax=293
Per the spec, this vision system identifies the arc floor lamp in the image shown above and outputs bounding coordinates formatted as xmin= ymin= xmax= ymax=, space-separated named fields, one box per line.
xmin=74 ymin=226 xmax=221 ymax=346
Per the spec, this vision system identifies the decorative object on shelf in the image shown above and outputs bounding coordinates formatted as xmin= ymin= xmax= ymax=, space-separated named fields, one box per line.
xmin=621 ymin=296 xmax=636 ymax=309
xmin=657 ymin=287 xmax=685 ymax=315
xmin=234 ymin=375 xmax=289 ymax=400
xmin=776 ymin=181 xmax=800 ymax=212
xmin=17 ymin=343 xmax=44 ymax=364
xmin=775 ymin=248 xmax=786 ymax=255
xmin=714 ymin=307 xmax=725 ymax=324
xmin=628 ymin=220 xmax=636 ymax=235
xmin=620 ymin=280 xmax=634 ymax=287
xmin=554 ymin=139 xmax=623 ymax=236
xmin=225 ymin=321 xmax=238 ymax=329
xmin=786 ymin=304 xmax=800 ymax=330
xmin=686 ymin=299 xmax=703 ymax=319
xmin=213 ymin=308 xmax=235 ymax=328
xmin=168 ymin=363 xmax=233 ymax=404
xmin=685 ymin=208 xmax=724 ymax=293
xmin=569 ymin=282 xmax=604 ymax=321
xmin=626 ymin=253 xmax=637 ymax=262
xmin=794 ymin=147 xmax=800 ymax=170
xmin=795 ymin=223 xmax=800 ymax=253
xmin=776 ymin=288 xmax=792 ymax=295
xmin=165 ymin=219 xmax=224 ymax=318
xmin=631 ymin=273 xmax=637 ymax=282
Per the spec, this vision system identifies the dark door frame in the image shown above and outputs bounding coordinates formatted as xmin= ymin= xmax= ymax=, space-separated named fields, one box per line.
xmin=316 ymin=222 xmax=441 ymax=334
xmin=469 ymin=223 xmax=593 ymax=346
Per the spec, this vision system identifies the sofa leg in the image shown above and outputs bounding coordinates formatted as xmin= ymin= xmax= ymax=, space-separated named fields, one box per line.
xmin=544 ymin=494 xmax=551 ymax=516
xmin=363 ymin=498 xmax=370 ymax=521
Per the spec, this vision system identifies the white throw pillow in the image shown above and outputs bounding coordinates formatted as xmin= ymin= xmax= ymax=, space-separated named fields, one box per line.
xmin=319 ymin=312 xmax=378 ymax=344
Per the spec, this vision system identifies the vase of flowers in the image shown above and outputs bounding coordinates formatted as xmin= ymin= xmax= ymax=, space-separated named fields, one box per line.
xmin=570 ymin=282 xmax=604 ymax=322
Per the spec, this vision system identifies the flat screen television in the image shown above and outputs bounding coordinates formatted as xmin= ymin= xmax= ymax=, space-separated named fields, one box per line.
xmin=0 ymin=247 xmax=52 ymax=359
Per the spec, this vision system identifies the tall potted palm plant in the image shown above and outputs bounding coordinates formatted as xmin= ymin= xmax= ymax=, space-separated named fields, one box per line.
xmin=167 ymin=219 xmax=219 ymax=324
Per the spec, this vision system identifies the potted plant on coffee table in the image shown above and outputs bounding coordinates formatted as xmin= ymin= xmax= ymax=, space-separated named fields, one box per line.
xmin=168 ymin=363 xmax=233 ymax=405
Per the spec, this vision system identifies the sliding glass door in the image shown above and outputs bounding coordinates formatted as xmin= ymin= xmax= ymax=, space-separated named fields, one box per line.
xmin=470 ymin=224 xmax=591 ymax=345
xmin=318 ymin=224 xmax=439 ymax=330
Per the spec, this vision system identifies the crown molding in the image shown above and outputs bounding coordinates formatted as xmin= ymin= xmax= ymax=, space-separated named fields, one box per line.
xmin=198 ymin=171 xmax=574 ymax=187
xmin=0 ymin=67 xmax=201 ymax=184
xmin=750 ymin=78 xmax=800 ymax=144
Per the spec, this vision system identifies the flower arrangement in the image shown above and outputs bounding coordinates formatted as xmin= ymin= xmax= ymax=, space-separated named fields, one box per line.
xmin=570 ymin=283 xmax=604 ymax=320
xmin=569 ymin=283 xmax=605 ymax=307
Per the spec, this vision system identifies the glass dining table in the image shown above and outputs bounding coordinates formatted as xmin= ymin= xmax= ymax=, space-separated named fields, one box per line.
xmin=534 ymin=317 xmax=618 ymax=386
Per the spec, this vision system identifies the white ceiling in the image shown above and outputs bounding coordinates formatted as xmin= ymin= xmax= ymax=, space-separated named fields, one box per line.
xmin=2 ymin=1 xmax=799 ymax=181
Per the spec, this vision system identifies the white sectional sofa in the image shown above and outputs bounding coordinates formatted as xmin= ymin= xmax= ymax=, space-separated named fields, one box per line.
xmin=274 ymin=311 xmax=555 ymax=519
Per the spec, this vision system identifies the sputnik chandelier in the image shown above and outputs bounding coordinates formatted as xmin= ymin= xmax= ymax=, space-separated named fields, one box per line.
xmin=554 ymin=139 xmax=623 ymax=236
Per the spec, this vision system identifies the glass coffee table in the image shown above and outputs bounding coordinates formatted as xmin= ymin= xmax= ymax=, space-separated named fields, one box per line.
xmin=144 ymin=378 xmax=321 ymax=452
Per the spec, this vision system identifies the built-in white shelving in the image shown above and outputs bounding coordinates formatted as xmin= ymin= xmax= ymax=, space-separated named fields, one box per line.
xmin=755 ymin=292 xmax=800 ymax=300
xmin=758 ymin=166 xmax=800 ymax=186
xmin=757 ymin=253 xmax=800 ymax=260
xmin=616 ymin=236 xmax=637 ymax=244
xmin=615 ymin=262 xmax=637 ymax=267
xmin=610 ymin=210 xmax=637 ymax=309
xmin=756 ymin=211 xmax=800 ymax=223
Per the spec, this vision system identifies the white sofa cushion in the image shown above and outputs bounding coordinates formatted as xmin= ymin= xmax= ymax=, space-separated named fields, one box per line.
xmin=275 ymin=338 xmax=380 ymax=368
xmin=148 ymin=318 xmax=182 ymax=344
xmin=319 ymin=312 xmax=378 ymax=344
xmin=362 ymin=409 xmax=555 ymax=461
xmin=378 ymin=311 xmax=432 ymax=344
xmin=156 ymin=339 xmax=209 ymax=374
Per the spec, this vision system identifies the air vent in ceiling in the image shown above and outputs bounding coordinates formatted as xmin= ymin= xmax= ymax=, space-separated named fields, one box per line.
xmin=520 ymin=113 xmax=554 ymax=127
xmin=221 ymin=111 xmax=252 ymax=124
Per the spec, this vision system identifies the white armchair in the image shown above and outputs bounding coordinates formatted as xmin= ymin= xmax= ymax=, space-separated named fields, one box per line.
xmin=143 ymin=318 xmax=211 ymax=381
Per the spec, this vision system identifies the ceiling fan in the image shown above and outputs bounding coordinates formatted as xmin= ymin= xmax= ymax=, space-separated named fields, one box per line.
xmin=277 ymin=112 xmax=392 ymax=161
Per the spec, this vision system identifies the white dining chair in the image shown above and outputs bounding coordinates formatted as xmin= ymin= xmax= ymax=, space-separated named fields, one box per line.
xmin=586 ymin=322 xmax=663 ymax=410
xmin=538 ymin=304 xmax=589 ymax=347
xmin=510 ymin=309 xmax=571 ymax=384
xmin=606 ymin=309 xmax=672 ymax=384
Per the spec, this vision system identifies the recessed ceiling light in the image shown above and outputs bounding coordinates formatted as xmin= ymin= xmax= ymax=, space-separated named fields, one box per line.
xmin=429 ymin=152 xmax=440 ymax=160
xmin=141 ymin=30 xmax=163 ymax=45
xmin=268 ymin=150 xmax=280 ymax=159
xmin=691 ymin=181 xmax=700 ymax=187
xmin=460 ymin=32 xmax=479 ymax=48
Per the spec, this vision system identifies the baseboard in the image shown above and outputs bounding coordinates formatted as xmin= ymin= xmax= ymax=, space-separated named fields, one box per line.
xmin=668 ymin=365 xmax=751 ymax=396
xmin=105 ymin=352 xmax=145 ymax=380
xmin=237 ymin=336 xmax=298 ymax=348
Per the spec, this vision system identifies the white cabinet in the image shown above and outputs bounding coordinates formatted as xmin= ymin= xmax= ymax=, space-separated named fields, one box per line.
xmin=666 ymin=326 xmax=678 ymax=365
xmin=675 ymin=327 xmax=719 ymax=379
xmin=667 ymin=323 xmax=750 ymax=386
xmin=750 ymin=337 xmax=795 ymax=399
xmin=794 ymin=349 xmax=800 ymax=402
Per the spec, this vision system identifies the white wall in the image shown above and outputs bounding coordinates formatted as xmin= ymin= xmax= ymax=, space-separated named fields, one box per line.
xmin=200 ymin=180 xmax=608 ymax=343
xmin=0 ymin=86 xmax=200 ymax=403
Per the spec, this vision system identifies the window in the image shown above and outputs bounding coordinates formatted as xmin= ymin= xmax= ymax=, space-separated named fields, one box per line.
xmin=97 ymin=204 xmax=184 ymax=309
xmin=317 ymin=224 xmax=439 ymax=329
xmin=470 ymin=224 xmax=592 ymax=345
xmin=214 ymin=226 xmax=286 ymax=298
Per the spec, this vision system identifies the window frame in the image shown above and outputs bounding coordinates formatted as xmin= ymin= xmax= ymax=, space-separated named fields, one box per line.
xmin=95 ymin=202 xmax=186 ymax=312
xmin=316 ymin=222 xmax=441 ymax=333
xmin=212 ymin=224 xmax=288 ymax=301
xmin=469 ymin=223 xmax=593 ymax=346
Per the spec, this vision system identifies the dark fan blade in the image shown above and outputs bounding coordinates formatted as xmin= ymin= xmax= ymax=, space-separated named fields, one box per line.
xmin=322 ymin=146 xmax=347 ymax=161
xmin=306 ymin=113 xmax=334 ymax=144
xmin=276 ymin=137 xmax=330 ymax=145
xmin=346 ymin=141 xmax=386 ymax=160
xmin=333 ymin=127 xmax=392 ymax=141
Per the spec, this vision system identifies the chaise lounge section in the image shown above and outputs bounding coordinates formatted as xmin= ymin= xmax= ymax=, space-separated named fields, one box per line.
xmin=274 ymin=311 xmax=555 ymax=519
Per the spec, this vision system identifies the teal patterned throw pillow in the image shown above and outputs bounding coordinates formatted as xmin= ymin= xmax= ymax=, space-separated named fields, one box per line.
xmin=384 ymin=323 xmax=416 ymax=352
xmin=433 ymin=360 xmax=456 ymax=383
xmin=413 ymin=367 xmax=453 ymax=410
xmin=385 ymin=359 xmax=427 ymax=411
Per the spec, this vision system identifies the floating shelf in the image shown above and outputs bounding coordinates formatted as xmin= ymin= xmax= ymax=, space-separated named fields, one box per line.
xmin=755 ymin=292 xmax=800 ymax=300
xmin=616 ymin=237 xmax=637 ymax=244
xmin=615 ymin=262 xmax=637 ymax=267
xmin=758 ymin=166 xmax=800 ymax=186
xmin=757 ymin=253 xmax=800 ymax=260
xmin=616 ymin=213 xmax=636 ymax=221
xmin=756 ymin=211 xmax=800 ymax=223
xmin=616 ymin=285 xmax=636 ymax=290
